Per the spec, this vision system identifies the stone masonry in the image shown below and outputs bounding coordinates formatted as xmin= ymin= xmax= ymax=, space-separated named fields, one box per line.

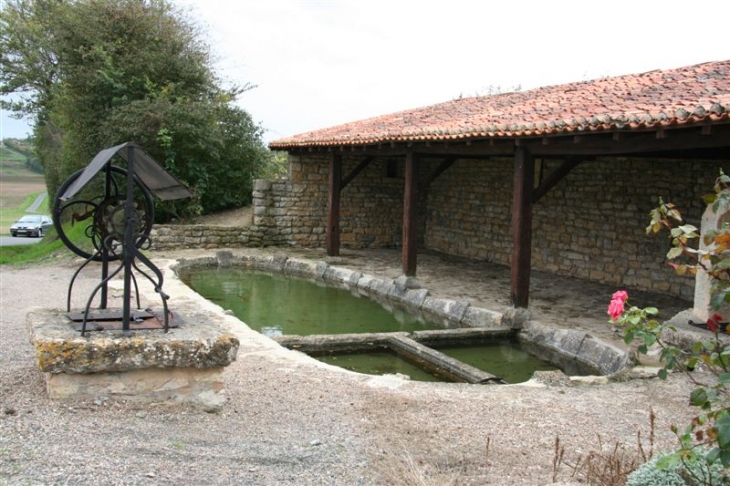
xmin=151 ymin=154 xmax=726 ymax=300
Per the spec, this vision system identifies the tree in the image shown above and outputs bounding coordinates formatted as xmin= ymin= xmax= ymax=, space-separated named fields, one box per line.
xmin=0 ymin=0 xmax=276 ymax=219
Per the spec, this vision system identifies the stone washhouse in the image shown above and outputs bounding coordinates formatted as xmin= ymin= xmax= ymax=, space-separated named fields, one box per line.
xmin=154 ymin=60 xmax=730 ymax=314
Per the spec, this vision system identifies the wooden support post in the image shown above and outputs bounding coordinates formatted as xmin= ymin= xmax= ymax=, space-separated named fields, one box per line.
xmin=402 ymin=151 xmax=418 ymax=276
xmin=510 ymin=147 xmax=534 ymax=308
xmin=326 ymin=153 xmax=342 ymax=256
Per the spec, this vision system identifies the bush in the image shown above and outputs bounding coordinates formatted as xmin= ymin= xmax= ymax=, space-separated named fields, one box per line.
xmin=626 ymin=450 xmax=728 ymax=486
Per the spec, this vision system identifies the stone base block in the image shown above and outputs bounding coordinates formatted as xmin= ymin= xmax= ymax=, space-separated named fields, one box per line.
xmin=27 ymin=307 xmax=240 ymax=411
xmin=45 ymin=367 xmax=226 ymax=410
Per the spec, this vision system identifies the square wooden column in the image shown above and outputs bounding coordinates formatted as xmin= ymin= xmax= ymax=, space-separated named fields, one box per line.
xmin=326 ymin=153 xmax=342 ymax=256
xmin=402 ymin=151 xmax=418 ymax=276
xmin=510 ymin=147 xmax=534 ymax=308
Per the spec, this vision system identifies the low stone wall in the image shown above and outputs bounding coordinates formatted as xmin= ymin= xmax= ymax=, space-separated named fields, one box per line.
xmin=151 ymin=224 xmax=259 ymax=250
xmin=150 ymin=178 xmax=309 ymax=250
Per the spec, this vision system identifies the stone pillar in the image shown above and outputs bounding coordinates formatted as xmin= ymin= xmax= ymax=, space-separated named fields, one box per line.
xmin=693 ymin=204 xmax=730 ymax=321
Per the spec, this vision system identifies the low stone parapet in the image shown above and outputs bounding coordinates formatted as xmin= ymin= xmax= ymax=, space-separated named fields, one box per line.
xmin=27 ymin=307 xmax=240 ymax=410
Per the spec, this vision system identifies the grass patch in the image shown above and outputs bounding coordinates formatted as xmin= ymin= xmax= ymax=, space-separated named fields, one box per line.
xmin=0 ymin=145 xmax=27 ymax=163
xmin=0 ymin=223 xmax=87 ymax=265
xmin=0 ymin=152 xmax=48 ymax=232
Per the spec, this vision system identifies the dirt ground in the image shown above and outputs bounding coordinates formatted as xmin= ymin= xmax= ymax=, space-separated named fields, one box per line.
xmin=192 ymin=206 xmax=253 ymax=226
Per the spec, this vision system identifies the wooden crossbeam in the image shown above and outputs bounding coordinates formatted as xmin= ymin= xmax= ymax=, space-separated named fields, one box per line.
xmin=532 ymin=158 xmax=582 ymax=204
xmin=426 ymin=157 xmax=456 ymax=186
xmin=342 ymin=156 xmax=374 ymax=189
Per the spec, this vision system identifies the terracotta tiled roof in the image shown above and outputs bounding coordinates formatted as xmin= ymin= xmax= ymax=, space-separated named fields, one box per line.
xmin=269 ymin=60 xmax=730 ymax=150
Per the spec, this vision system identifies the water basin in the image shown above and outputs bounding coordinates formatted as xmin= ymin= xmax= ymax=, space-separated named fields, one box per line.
xmin=182 ymin=268 xmax=436 ymax=336
xmin=180 ymin=265 xmax=573 ymax=383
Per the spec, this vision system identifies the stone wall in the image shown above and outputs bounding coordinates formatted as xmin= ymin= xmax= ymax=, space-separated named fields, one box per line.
xmin=151 ymin=152 xmax=724 ymax=299
xmin=151 ymin=224 xmax=261 ymax=250
xmin=425 ymin=157 xmax=721 ymax=300
xmin=151 ymin=154 xmax=411 ymax=251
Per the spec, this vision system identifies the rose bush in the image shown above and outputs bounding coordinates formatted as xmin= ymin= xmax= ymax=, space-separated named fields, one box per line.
xmin=610 ymin=171 xmax=730 ymax=476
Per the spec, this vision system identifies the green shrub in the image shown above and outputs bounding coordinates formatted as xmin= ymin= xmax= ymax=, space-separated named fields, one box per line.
xmin=626 ymin=451 xmax=728 ymax=486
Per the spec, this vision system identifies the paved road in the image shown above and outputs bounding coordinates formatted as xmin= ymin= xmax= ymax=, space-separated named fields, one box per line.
xmin=26 ymin=192 xmax=48 ymax=213
xmin=0 ymin=235 xmax=40 ymax=246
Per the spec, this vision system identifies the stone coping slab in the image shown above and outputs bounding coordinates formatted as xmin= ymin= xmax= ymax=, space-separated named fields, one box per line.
xmin=27 ymin=306 xmax=240 ymax=374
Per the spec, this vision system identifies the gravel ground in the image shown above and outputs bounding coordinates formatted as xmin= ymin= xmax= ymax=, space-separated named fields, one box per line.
xmin=0 ymin=253 xmax=705 ymax=485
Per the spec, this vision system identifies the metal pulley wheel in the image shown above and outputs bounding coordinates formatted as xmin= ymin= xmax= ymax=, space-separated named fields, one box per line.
xmin=52 ymin=165 xmax=154 ymax=261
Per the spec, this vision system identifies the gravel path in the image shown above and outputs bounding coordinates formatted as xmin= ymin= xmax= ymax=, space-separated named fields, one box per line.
xmin=0 ymin=254 xmax=705 ymax=485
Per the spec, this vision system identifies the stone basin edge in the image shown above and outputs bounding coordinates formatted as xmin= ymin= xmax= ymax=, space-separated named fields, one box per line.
xmin=171 ymin=250 xmax=634 ymax=379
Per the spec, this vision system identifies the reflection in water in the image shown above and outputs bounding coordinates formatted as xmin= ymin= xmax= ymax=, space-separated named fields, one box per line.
xmin=182 ymin=268 xmax=436 ymax=336
xmin=260 ymin=326 xmax=283 ymax=337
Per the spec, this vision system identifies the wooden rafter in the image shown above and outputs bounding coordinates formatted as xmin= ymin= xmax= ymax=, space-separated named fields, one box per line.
xmin=342 ymin=156 xmax=374 ymax=189
xmin=426 ymin=157 xmax=457 ymax=186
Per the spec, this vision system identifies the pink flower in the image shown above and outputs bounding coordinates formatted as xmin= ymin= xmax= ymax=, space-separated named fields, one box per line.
xmin=607 ymin=298 xmax=625 ymax=322
xmin=607 ymin=290 xmax=628 ymax=322
xmin=612 ymin=290 xmax=629 ymax=303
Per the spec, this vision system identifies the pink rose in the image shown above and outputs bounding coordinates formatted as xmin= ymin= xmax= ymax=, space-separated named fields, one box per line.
xmin=607 ymin=298 xmax=625 ymax=322
xmin=612 ymin=290 xmax=629 ymax=303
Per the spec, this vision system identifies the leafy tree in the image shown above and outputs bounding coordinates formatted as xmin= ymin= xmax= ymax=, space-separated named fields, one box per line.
xmin=0 ymin=0 xmax=277 ymax=219
xmin=97 ymin=96 xmax=270 ymax=219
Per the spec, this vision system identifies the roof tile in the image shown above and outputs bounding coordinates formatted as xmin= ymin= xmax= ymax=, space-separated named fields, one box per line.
xmin=270 ymin=60 xmax=730 ymax=149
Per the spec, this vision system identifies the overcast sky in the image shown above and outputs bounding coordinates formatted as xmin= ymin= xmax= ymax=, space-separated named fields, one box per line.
xmin=2 ymin=0 xmax=730 ymax=143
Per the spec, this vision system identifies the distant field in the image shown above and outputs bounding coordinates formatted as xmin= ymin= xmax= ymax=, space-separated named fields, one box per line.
xmin=0 ymin=145 xmax=48 ymax=233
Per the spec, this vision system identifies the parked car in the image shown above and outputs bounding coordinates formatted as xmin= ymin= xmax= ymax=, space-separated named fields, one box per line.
xmin=9 ymin=214 xmax=53 ymax=238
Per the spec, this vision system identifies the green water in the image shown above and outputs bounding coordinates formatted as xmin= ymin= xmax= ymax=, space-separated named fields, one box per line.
xmin=181 ymin=268 xmax=437 ymax=336
xmin=317 ymin=350 xmax=445 ymax=382
xmin=437 ymin=342 xmax=558 ymax=383
xmin=317 ymin=342 xmax=557 ymax=384
xmin=182 ymin=267 xmax=559 ymax=383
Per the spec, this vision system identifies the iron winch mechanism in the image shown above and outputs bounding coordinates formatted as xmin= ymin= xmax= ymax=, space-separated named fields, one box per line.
xmin=52 ymin=142 xmax=192 ymax=336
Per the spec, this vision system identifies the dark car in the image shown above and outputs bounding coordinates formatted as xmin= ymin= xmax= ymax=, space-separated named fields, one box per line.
xmin=10 ymin=214 xmax=53 ymax=238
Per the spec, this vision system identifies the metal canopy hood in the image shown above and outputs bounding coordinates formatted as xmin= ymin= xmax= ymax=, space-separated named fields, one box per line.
xmin=60 ymin=141 xmax=193 ymax=201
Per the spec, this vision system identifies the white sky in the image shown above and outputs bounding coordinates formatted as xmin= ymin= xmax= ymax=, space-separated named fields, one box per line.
xmin=2 ymin=0 xmax=730 ymax=143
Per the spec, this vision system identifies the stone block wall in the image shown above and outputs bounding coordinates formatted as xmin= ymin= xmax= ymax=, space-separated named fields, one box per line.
xmin=151 ymin=225 xmax=262 ymax=250
xmin=252 ymin=154 xmax=407 ymax=249
xmin=423 ymin=157 xmax=722 ymax=300
xmin=424 ymin=159 xmax=513 ymax=259
xmin=150 ymin=151 xmax=724 ymax=299
xmin=151 ymin=153 xmax=406 ymax=250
